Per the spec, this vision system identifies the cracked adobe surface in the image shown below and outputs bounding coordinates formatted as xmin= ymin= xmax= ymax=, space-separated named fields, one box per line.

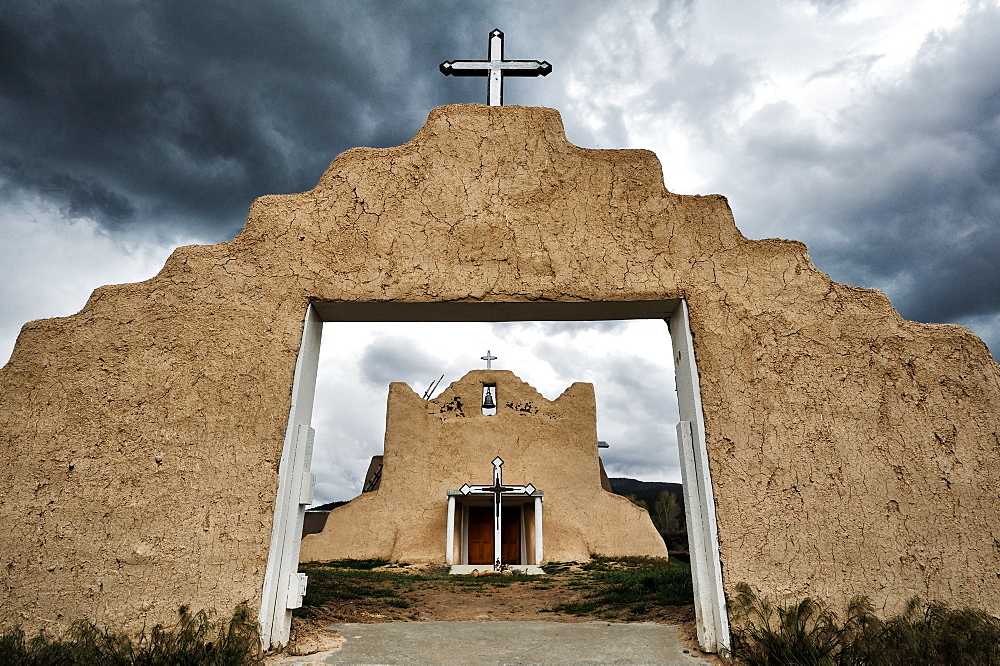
xmin=1 ymin=104 xmax=997 ymax=638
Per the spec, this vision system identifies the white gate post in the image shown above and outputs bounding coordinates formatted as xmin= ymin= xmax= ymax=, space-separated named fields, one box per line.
xmin=258 ymin=305 xmax=322 ymax=649
xmin=534 ymin=495 xmax=543 ymax=565
xmin=669 ymin=299 xmax=730 ymax=653
xmin=446 ymin=495 xmax=456 ymax=565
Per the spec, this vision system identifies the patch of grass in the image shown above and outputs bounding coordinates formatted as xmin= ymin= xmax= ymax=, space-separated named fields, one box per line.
xmin=541 ymin=600 xmax=593 ymax=615
xmin=297 ymin=557 xmax=695 ymax=624
xmin=544 ymin=557 xmax=693 ymax=619
xmin=0 ymin=604 xmax=262 ymax=665
xmin=727 ymin=582 xmax=1000 ymax=665
xmin=295 ymin=559 xmax=461 ymax=618
xmin=583 ymin=554 xmax=674 ymax=571
xmin=450 ymin=576 xmax=523 ymax=588
xmin=382 ymin=598 xmax=412 ymax=609
xmin=540 ymin=561 xmax=582 ymax=574
xmin=305 ymin=558 xmax=390 ymax=570
xmin=295 ymin=563 xmax=407 ymax=617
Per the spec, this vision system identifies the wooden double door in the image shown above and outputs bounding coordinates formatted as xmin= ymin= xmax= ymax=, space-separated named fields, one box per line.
xmin=467 ymin=505 xmax=522 ymax=565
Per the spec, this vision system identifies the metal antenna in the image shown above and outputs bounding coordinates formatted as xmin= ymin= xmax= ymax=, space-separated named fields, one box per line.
xmin=422 ymin=374 xmax=444 ymax=400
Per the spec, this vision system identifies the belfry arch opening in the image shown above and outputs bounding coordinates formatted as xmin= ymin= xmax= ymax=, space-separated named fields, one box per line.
xmin=260 ymin=300 xmax=729 ymax=653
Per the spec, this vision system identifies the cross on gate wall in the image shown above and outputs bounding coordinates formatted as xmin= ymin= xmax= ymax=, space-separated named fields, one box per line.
xmin=440 ymin=29 xmax=551 ymax=106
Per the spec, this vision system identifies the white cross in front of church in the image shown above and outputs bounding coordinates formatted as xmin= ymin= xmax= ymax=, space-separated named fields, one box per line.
xmin=440 ymin=28 xmax=552 ymax=106
xmin=461 ymin=457 xmax=535 ymax=570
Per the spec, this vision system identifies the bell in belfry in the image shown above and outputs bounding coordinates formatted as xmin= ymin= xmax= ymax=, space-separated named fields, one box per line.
xmin=482 ymin=386 xmax=496 ymax=410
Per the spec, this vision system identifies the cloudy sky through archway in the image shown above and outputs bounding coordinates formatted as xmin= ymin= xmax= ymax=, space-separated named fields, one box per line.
xmin=310 ymin=320 xmax=677 ymax=504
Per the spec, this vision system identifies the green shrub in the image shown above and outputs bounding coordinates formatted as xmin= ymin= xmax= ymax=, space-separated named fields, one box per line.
xmin=0 ymin=604 xmax=262 ymax=665
xmin=727 ymin=582 xmax=1000 ymax=665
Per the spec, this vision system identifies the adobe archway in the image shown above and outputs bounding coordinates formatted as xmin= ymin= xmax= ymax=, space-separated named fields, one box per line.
xmin=1 ymin=105 xmax=997 ymax=651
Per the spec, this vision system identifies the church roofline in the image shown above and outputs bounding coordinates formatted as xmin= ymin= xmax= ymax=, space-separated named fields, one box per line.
xmin=416 ymin=369 xmax=594 ymax=407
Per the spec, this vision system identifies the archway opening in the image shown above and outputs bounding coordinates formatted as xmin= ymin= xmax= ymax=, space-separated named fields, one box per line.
xmin=308 ymin=319 xmax=681 ymax=512
xmin=260 ymin=300 xmax=728 ymax=653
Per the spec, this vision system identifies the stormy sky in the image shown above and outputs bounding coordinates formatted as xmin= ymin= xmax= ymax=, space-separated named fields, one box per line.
xmin=1 ymin=1 xmax=997 ymax=504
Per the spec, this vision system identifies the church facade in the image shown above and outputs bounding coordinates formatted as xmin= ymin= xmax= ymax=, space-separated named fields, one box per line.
xmin=298 ymin=369 xmax=667 ymax=565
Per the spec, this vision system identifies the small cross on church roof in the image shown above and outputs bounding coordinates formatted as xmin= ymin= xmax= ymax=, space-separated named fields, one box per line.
xmin=440 ymin=29 xmax=552 ymax=106
xmin=481 ymin=350 xmax=497 ymax=369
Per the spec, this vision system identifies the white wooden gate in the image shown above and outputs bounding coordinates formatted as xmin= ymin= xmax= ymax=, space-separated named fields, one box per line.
xmin=669 ymin=299 xmax=730 ymax=653
xmin=258 ymin=305 xmax=322 ymax=649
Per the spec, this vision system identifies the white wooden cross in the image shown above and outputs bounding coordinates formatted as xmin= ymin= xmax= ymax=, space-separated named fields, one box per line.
xmin=440 ymin=29 xmax=552 ymax=106
xmin=461 ymin=456 xmax=535 ymax=570
xmin=481 ymin=350 xmax=497 ymax=369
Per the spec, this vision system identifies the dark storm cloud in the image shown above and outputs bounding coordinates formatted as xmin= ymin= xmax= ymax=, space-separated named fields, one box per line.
xmin=723 ymin=4 xmax=1000 ymax=351
xmin=0 ymin=1 xmax=461 ymax=237
xmin=836 ymin=11 xmax=1000 ymax=326
xmin=358 ymin=336 xmax=443 ymax=389
xmin=0 ymin=0 xmax=606 ymax=238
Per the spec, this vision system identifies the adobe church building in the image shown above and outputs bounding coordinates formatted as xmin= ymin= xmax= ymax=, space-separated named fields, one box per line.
xmin=298 ymin=369 xmax=667 ymax=567
xmin=0 ymin=104 xmax=998 ymax=652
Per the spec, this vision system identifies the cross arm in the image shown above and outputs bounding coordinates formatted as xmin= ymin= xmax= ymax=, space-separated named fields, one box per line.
xmin=461 ymin=484 xmax=509 ymax=495
xmin=439 ymin=60 xmax=552 ymax=77
xmin=460 ymin=483 xmax=536 ymax=495
xmin=502 ymin=60 xmax=552 ymax=76
xmin=440 ymin=61 xmax=489 ymax=76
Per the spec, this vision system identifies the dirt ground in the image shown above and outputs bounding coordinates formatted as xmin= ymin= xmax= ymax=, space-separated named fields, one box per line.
xmin=281 ymin=563 xmax=723 ymax=664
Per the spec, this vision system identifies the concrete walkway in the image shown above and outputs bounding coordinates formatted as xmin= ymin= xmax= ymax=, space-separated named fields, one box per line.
xmin=277 ymin=620 xmax=715 ymax=665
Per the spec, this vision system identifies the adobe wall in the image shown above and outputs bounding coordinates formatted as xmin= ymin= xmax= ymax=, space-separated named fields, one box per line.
xmin=298 ymin=370 xmax=667 ymax=563
xmin=0 ymin=104 xmax=997 ymax=638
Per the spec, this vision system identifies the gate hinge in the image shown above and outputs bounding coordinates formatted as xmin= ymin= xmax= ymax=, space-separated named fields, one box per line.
xmin=285 ymin=572 xmax=308 ymax=609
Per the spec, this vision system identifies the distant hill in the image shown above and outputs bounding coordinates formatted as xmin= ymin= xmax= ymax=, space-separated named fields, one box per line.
xmin=610 ymin=478 xmax=688 ymax=556
xmin=307 ymin=500 xmax=349 ymax=512
xmin=609 ymin=478 xmax=683 ymax=505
